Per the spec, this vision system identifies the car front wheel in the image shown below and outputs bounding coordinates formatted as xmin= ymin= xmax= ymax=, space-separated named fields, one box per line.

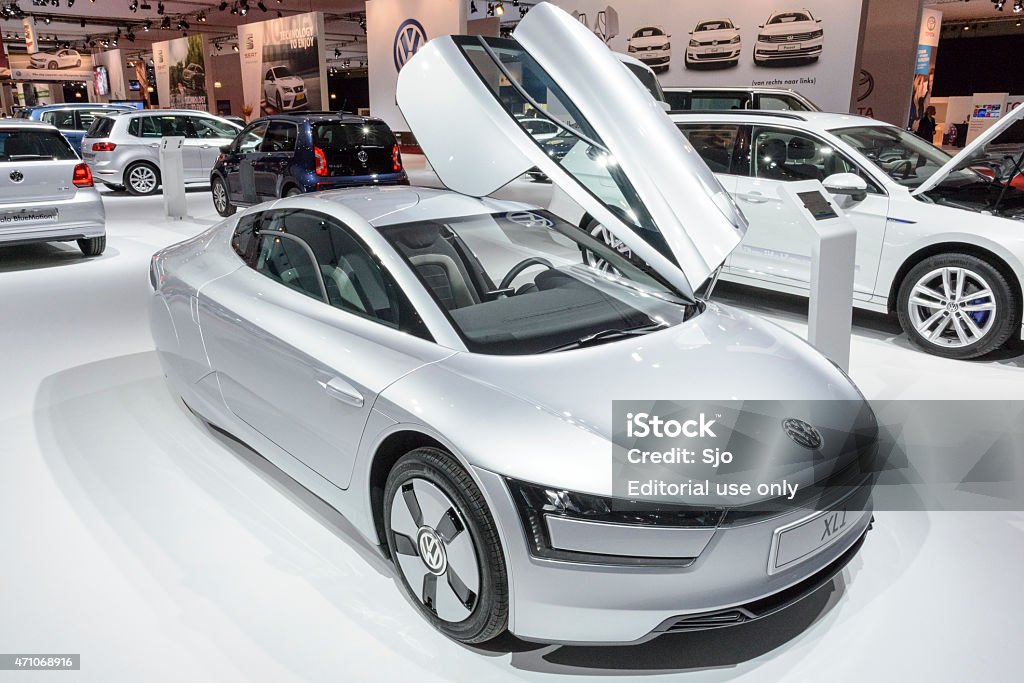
xmin=897 ymin=253 xmax=1019 ymax=359
xmin=211 ymin=176 xmax=235 ymax=216
xmin=383 ymin=447 xmax=508 ymax=644
xmin=125 ymin=162 xmax=160 ymax=196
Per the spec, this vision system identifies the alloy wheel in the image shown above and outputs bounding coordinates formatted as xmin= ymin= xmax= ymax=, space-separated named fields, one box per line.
xmin=129 ymin=165 xmax=158 ymax=194
xmin=389 ymin=477 xmax=480 ymax=623
xmin=907 ymin=266 xmax=996 ymax=348
xmin=583 ymin=222 xmax=631 ymax=274
xmin=212 ymin=180 xmax=228 ymax=211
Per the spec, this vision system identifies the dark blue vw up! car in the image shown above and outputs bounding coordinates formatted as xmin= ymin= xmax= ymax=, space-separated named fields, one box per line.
xmin=210 ymin=113 xmax=408 ymax=216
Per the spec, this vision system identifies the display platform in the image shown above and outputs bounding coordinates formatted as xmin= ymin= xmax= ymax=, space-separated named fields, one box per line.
xmin=0 ymin=165 xmax=1021 ymax=682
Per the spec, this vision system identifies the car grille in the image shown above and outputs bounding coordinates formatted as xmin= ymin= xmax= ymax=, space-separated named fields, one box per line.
xmin=653 ymin=530 xmax=867 ymax=634
xmin=696 ymin=39 xmax=733 ymax=46
xmin=692 ymin=51 xmax=735 ymax=59
xmin=763 ymin=31 xmax=820 ymax=43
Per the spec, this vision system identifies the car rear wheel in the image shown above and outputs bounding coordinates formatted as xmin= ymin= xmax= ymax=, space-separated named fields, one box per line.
xmin=125 ymin=162 xmax=160 ymax=196
xmin=284 ymin=185 xmax=302 ymax=197
xmin=78 ymin=236 xmax=106 ymax=257
xmin=211 ymin=176 xmax=235 ymax=217
xmin=897 ymin=253 xmax=1019 ymax=359
xmin=383 ymin=447 xmax=508 ymax=644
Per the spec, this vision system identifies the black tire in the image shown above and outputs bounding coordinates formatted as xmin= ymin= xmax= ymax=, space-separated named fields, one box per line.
xmin=383 ymin=447 xmax=508 ymax=644
xmin=211 ymin=176 xmax=235 ymax=217
xmin=283 ymin=185 xmax=302 ymax=197
xmin=78 ymin=235 xmax=106 ymax=257
xmin=897 ymin=253 xmax=1019 ymax=360
xmin=47 ymin=61 xmax=58 ymax=70
xmin=124 ymin=161 xmax=160 ymax=196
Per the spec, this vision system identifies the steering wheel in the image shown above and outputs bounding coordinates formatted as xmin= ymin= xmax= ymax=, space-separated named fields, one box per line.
xmin=889 ymin=159 xmax=914 ymax=179
xmin=499 ymin=257 xmax=555 ymax=290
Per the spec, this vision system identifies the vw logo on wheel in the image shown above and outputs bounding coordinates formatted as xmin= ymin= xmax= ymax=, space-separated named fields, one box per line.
xmin=394 ymin=18 xmax=428 ymax=72
xmin=357 ymin=150 xmax=369 ymax=165
xmin=416 ymin=526 xmax=448 ymax=576
xmin=9 ymin=170 xmax=23 ymax=183
xmin=782 ymin=418 xmax=824 ymax=450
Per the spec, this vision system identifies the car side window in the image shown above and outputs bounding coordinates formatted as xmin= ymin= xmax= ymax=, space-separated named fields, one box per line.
xmin=758 ymin=95 xmax=803 ymax=111
xmin=749 ymin=126 xmax=882 ymax=193
xmin=231 ymin=213 xmax=260 ymax=263
xmin=261 ymin=122 xmax=298 ymax=152
xmin=236 ymin=122 xmax=269 ymax=153
xmin=192 ymin=116 xmax=237 ymax=139
xmin=265 ymin=70 xmax=274 ymax=81
xmin=255 ymin=209 xmax=431 ymax=339
xmin=689 ymin=92 xmax=750 ymax=110
xmin=665 ymin=91 xmax=691 ymax=111
xmin=677 ymin=124 xmax=744 ymax=175
xmin=41 ymin=110 xmax=75 ymax=128
xmin=76 ymin=110 xmax=109 ymax=131
xmin=130 ymin=115 xmax=191 ymax=138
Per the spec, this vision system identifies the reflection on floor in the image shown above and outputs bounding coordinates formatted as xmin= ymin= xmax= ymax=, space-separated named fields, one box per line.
xmin=1 ymin=172 xmax=1021 ymax=682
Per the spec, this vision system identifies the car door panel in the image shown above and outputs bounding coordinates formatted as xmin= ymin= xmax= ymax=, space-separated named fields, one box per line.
xmin=198 ymin=256 xmax=445 ymax=489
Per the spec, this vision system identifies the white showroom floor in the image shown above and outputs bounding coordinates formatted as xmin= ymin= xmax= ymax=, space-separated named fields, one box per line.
xmin=1 ymin=161 xmax=1022 ymax=682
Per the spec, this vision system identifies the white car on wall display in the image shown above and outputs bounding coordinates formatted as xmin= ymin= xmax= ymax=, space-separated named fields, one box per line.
xmin=29 ymin=49 xmax=83 ymax=70
xmin=626 ymin=25 xmax=671 ymax=72
xmin=263 ymin=65 xmax=308 ymax=112
xmin=754 ymin=9 xmax=824 ymax=65
xmin=685 ymin=18 xmax=742 ymax=69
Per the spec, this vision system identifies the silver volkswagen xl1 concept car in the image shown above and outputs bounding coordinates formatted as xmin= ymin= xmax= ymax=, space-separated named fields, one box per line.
xmin=150 ymin=3 xmax=874 ymax=645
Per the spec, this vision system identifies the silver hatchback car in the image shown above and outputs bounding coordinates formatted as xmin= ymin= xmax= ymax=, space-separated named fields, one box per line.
xmin=0 ymin=120 xmax=105 ymax=256
xmin=81 ymin=110 xmax=241 ymax=196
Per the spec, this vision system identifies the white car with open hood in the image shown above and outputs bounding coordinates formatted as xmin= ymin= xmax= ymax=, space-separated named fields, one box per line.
xmin=150 ymin=2 xmax=876 ymax=646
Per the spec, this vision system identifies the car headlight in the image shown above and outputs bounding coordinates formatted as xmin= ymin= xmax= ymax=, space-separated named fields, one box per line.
xmin=689 ymin=39 xmax=699 ymax=47
xmin=758 ymin=34 xmax=769 ymax=42
xmin=729 ymin=35 xmax=741 ymax=44
xmin=506 ymin=478 xmax=722 ymax=565
xmin=627 ymin=45 xmax=637 ymax=52
xmin=812 ymin=29 xmax=824 ymax=38
xmin=281 ymin=86 xmax=293 ymax=93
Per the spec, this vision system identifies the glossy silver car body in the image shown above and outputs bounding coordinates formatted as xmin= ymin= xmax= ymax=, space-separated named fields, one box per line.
xmin=150 ymin=3 xmax=873 ymax=644
xmin=0 ymin=121 xmax=105 ymax=254
xmin=81 ymin=110 xmax=241 ymax=194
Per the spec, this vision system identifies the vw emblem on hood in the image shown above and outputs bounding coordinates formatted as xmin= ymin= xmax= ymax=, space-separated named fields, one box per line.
xmin=782 ymin=418 xmax=823 ymax=450
xmin=394 ymin=18 xmax=428 ymax=72
xmin=9 ymin=170 xmax=23 ymax=183
xmin=416 ymin=527 xmax=447 ymax=576
xmin=357 ymin=150 xmax=369 ymax=164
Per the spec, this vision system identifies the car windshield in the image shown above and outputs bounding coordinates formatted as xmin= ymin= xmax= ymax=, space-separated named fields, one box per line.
xmin=830 ymin=124 xmax=982 ymax=190
xmin=697 ymin=21 xmax=732 ymax=31
xmin=274 ymin=66 xmax=293 ymax=78
xmin=770 ymin=12 xmax=811 ymax=24
xmin=380 ymin=211 xmax=694 ymax=355
xmin=634 ymin=27 xmax=663 ymax=37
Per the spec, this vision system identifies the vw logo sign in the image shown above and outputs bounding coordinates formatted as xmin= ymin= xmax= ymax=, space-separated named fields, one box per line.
xmin=416 ymin=527 xmax=447 ymax=576
xmin=9 ymin=170 xmax=23 ymax=183
xmin=357 ymin=150 xmax=369 ymax=164
xmin=505 ymin=211 xmax=554 ymax=228
xmin=782 ymin=418 xmax=824 ymax=450
xmin=394 ymin=18 xmax=428 ymax=72
xmin=926 ymin=16 xmax=937 ymax=32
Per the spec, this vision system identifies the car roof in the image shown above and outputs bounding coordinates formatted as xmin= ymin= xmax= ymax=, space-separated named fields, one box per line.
xmin=295 ymin=186 xmax=524 ymax=229
xmin=670 ymin=110 xmax=886 ymax=134
xmin=252 ymin=112 xmax=385 ymax=125
xmin=24 ymin=103 xmax=132 ymax=111
xmin=664 ymin=86 xmax=803 ymax=95
xmin=0 ymin=119 xmax=58 ymax=130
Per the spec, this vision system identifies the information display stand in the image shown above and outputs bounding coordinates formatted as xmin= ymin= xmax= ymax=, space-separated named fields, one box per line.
xmin=159 ymin=136 xmax=187 ymax=220
xmin=776 ymin=181 xmax=857 ymax=371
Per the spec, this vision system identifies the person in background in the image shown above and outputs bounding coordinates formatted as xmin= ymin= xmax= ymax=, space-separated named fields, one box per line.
xmin=916 ymin=105 xmax=937 ymax=143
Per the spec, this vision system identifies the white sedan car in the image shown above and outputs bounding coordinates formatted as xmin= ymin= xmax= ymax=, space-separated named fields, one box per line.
xmin=30 ymin=49 xmax=82 ymax=70
xmin=685 ymin=18 xmax=742 ymax=69
xmin=553 ymin=108 xmax=1024 ymax=359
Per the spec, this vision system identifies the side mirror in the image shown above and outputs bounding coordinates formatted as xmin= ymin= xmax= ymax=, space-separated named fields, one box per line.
xmin=823 ymin=173 xmax=868 ymax=202
xmin=659 ymin=100 xmax=671 ymax=112
xmin=817 ymin=18 xmax=822 ymax=23
xmin=758 ymin=24 xmax=764 ymax=29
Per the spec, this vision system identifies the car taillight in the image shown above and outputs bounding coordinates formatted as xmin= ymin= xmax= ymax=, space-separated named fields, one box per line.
xmin=314 ymin=146 xmax=328 ymax=176
xmin=92 ymin=142 xmax=116 ymax=152
xmin=392 ymin=144 xmax=402 ymax=172
xmin=72 ymin=163 xmax=93 ymax=188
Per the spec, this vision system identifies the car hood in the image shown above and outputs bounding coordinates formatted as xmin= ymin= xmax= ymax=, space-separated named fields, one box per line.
xmin=760 ymin=21 xmax=817 ymax=35
xmin=383 ymin=303 xmax=872 ymax=502
xmin=396 ymin=1 xmax=746 ymax=302
xmin=629 ymin=35 xmax=669 ymax=47
xmin=275 ymin=76 xmax=304 ymax=87
xmin=29 ymin=54 xmax=51 ymax=61
xmin=912 ymin=104 xmax=1024 ymax=196
xmin=693 ymin=29 xmax=739 ymax=41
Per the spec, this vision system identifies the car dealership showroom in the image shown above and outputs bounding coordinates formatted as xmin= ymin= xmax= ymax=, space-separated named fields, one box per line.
xmin=2 ymin=0 xmax=1023 ymax=680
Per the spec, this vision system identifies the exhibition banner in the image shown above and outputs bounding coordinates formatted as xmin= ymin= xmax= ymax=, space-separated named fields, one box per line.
xmin=909 ymin=7 xmax=942 ymax=130
xmin=366 ymin=0 xmax=466 ymax=132
xmin=8 ymin=51 xmax=95 ymax=82
xmin=552 ymin=0 xmax=866 ymax=113
xmin=853 ymin=0 xmax=922 ymax=125
xmin=154 ymin=35 xmax=210 ymax=111
xmin=238 ymin=11 xmax=326 ymax=119
xmin=967 ymin=92 xmax=1009 ymax=144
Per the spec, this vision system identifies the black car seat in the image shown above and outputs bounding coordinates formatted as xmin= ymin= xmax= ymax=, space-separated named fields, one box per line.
xmin=785 ymin=137 xmax=822 ymax=180
xmin=392 ymin=223 xmax=487 ymax=311
xmin=757 ymin=137 xmax=790 ymax=180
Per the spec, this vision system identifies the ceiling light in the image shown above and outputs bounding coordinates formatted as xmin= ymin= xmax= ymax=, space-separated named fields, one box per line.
xmin=495 ymin=2 xmax=504 ymax=16
xmin=218 ymin=0 xmax=227 ymax=9
xmin=257 ymin=1 xmax=267 ymax=11
xmin=470 ymin=0 xmax=477 ymax=11
xmin=43 ymin=15 xmax=52 ymax=24
xmin=232 ymin=44 xmax=239 ymax=52
xmin=157 ymin=1 xmax=164 ymax=15
xmin=160 ymin=16 xmax=171 ymax=29
xmin=239 ymin=3 xmax=248 ymax=16
xmin=129 ymin=0 xmax=137 ymax=10
xmin=197 ymin=12 xmax=206 ymax=22
xmin=143 ymin=20 xmax=150 ymax=31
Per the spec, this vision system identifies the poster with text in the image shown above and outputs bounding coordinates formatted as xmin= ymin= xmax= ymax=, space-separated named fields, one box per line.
xmin=9 ymin=50 xmax=95 ymax=82
xmin=552 ymin=0 xmax=865 ymax=113
xmin=239 ymin=11 xmax=326 ymax=119
xmin=154 ymin=35 xmax=209 ymax=111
